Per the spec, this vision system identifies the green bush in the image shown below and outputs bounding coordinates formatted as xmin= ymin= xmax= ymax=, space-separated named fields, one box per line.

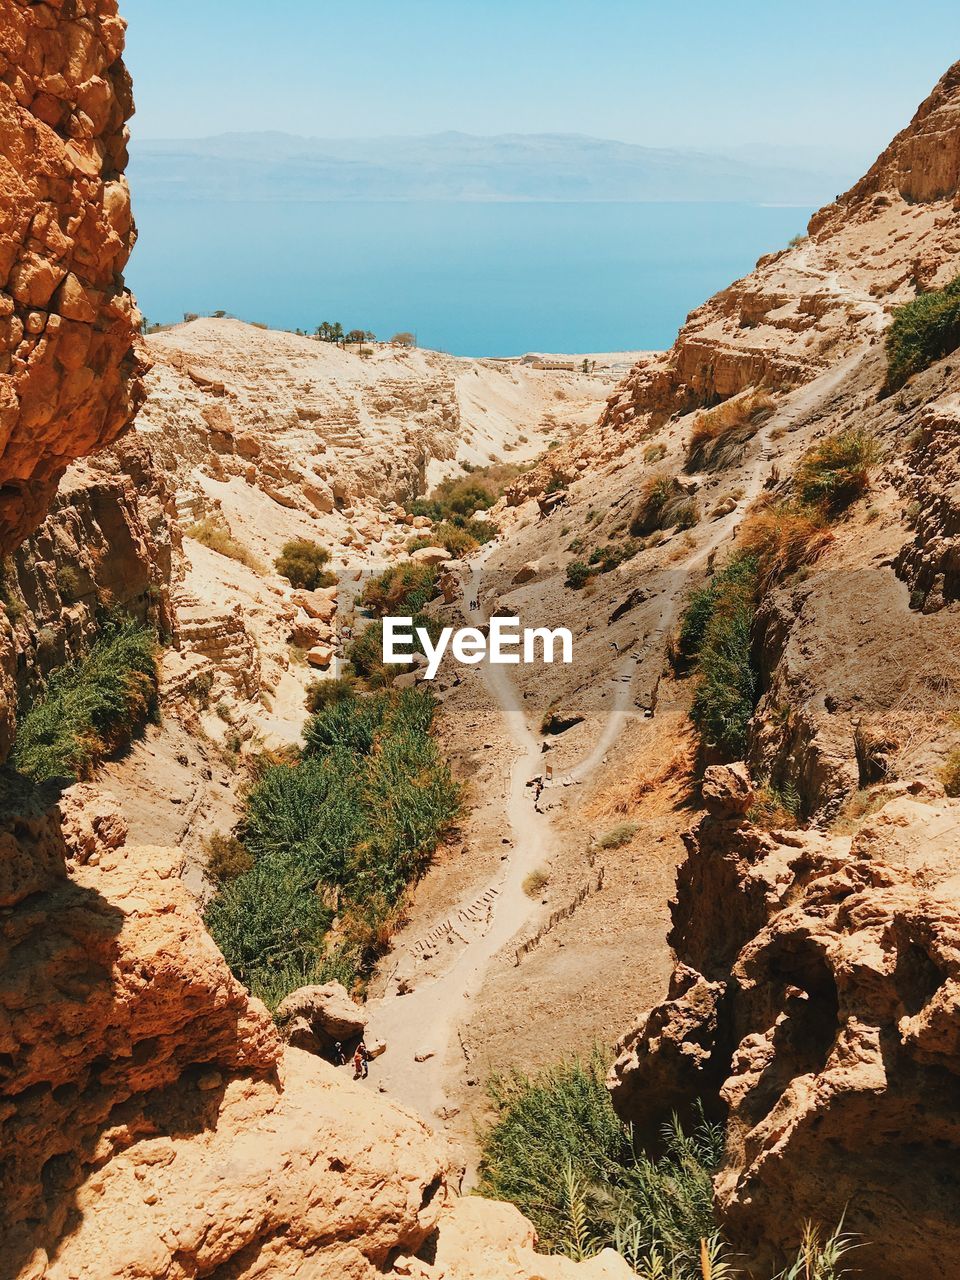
xmin=205 ymin=687 xmax=459 ymax=1007
xmin=885 ymin=273 xmax=960 ymax=390
xmin=588 ymin=539 xmax=642 ymax=574
xmin=305 ymin=676 xmax=355 ymax=714
xmin=794 ymin=429 xmax=882 ymax=515
xmin=346 ymin=611 xmax=442 ymax=685
xmin=411 ymin=476 xmax=497 ymax=520
xmin=203 ymin=853 xmax=332 ymax=1000
xmin=478 ymin=1051 xmax=722 ymax=1271
xmin=679 ymin=555 xmax=759 ymax=758
xmin=677 ymin=555 xmax=757 ymax=662
xmin=274 ymin=538 xmax=337 ymax=590
xmin=12 ymin=616 xmax=159 ymax=781
xmin=565 ymin=560 xmax=591 ymax=589
xmin=359 ymin=561 xmax=439 ymax=615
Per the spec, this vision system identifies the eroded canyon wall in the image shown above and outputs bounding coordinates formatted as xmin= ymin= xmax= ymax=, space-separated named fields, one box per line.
xmin=0 ymin=0 xmax=145 ymax=558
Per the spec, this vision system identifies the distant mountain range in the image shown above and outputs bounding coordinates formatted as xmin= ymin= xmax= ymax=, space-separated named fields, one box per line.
xmin=128 ymin=131 xmax=867 ymax=205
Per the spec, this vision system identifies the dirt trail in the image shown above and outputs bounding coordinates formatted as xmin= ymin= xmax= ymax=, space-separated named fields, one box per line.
xmin=362 ymin=345 xmax=875 ymax=1125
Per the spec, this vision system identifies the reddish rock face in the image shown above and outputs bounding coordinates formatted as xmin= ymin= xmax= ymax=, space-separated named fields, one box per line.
xmin=0 ymin=0 xmax=146 ymax=555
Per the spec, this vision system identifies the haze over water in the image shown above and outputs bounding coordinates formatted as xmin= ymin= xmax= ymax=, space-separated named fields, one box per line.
xmin=128 ymin=199 xmax=813 ymax=357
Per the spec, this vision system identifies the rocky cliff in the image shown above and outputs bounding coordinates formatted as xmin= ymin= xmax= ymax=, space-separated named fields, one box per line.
xmin=590 ymin=60 xmax=960 ymax=1278
xmin=609 ymin=769 xmax=960 ymax=1280
xmin=0 ymin=0 xmax=145 ymax=556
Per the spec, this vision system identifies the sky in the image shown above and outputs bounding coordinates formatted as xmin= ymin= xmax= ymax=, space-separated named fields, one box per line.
xmin=122 ymin=0 xmax=958 ymax=159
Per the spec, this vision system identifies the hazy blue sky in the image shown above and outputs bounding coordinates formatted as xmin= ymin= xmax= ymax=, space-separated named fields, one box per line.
xmin=123 ymin=1 xmax=956 ymax=157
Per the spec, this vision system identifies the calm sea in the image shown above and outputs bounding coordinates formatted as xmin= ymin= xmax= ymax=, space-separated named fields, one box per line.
xmin=127 ymin=200 xmax=813 ymax=357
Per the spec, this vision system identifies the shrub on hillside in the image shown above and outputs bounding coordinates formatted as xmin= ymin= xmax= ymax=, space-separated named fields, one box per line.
xmin=188 ymin=518 xmax=263 ymax=571
xmin=678 ymin=555 xmax=759 ymax=758
xmin=686 ymin=388 xmax=774 ymax=472
xmin=941 ymin=747 xmax=960 ymax=798
xmin=274 ymin=538 xmax=337 ymax=590
xmin=737 ymin=501 xmax=833 ymax=585
xmin=677 ymin=555 xmax=757 ymax=662
xmin=13 ymin=616 xmax=159 ymax=781
xmin=597 ymin=822 xmax=639 ymax=849
xmin=885 ymin=273 xmax=960 ymax=390
xmin=565 ymin=560 xmax=591 ymax=589
xmin=794 ymin=429 xmax=882 ymax=515
xmin=304 ymin=675 xmax=355 ymax=714
xmin=630 ymin=475 xmax=700 ymax=536
xmin=411 ymin=475 xmax=497 ymax=520
xmin=359 ymin=561 xmax=439 ymax=616
xmin=203 ymin=831 xmax=254 ymax=885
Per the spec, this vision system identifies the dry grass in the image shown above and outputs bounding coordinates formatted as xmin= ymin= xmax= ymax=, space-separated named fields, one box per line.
xmin=588 ymin=717 xmax=696 ymax=821
xmin=523 ymin=868 xmax=550 ymax=898
xmin=793 ymin=429 xmax=882 ymax=515
xmin=941 ymin=748 xmax=960 ymax=797
xmin=687 ymin=388 xmax=775 ymax=471
xmin=831 ymin=787 xmax=892 ymax=835
xmin=188 ymin=518 xmax=264 ymax=571
xmin=631 ymin=474 xmax=699 ymax=536
xmin=737 ymin=501 xmax=833 ymax=585
xmin=747 ymin=780 xmax=801 ymax=831
xmin=597 ymin=822 xmax=640 ymax=849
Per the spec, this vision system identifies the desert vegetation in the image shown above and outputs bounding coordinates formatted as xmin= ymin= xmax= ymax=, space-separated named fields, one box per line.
xmin=477 ymin=1052 xmax=857 ymax=1277
xmin=359 ymin=560 xmax=439 ymax=616
xmin=884 ymin=272 xmax=960 ymax=390
xmin=686 ymin=388 xmax=774 ymax=472
xmin=565 ymin=538 xmax=643 ymax=590
xmin=630 ymin=475 xmax=699 ymax=537
xmin=204 ymin=685 xmax=460 ymax=1006
xmin=188 ymin=517 xmax=264 ymax=571
xmin=679 ymin=427 xmax=879 ymax=757
xmin=679 ymin=554 xmax=759 ymax=758
xmin=407 ymin=517 xmax=490 ymax=558
xmin=941 ymin=746 xmax=960 ymax=797
xmin=793 ymin=429 xmax=882 ymax=515
xmin=274 ymin=538 xmax=337 ymax=590
xmin=13 ymin=616 xmax=159 ymax=781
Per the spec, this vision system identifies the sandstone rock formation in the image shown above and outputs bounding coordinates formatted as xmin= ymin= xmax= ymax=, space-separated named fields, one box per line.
xmin=0 ymin=781 xmax=452 ymax=1279
xmin=0 ymin=0 xmax=146 ymax=555
xmin=407 ymin=1199 xmax=636 ymax=1279
xmin=609 ymin=781 xmax=960 ymax=1279
xmin=276 ymin=981 xmax=368 ymax=1055
xmin=0 ymin=436 xmax=175 ymax=758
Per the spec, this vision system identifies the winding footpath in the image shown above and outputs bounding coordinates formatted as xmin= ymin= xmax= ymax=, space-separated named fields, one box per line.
xmin=363 ymin=346 xmax=877 ymax=1125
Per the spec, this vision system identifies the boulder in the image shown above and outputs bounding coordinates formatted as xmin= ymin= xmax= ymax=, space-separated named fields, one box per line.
xmin=296 ymin=588 xmax=338 ymax=623
xmin=512 ymin=561 xmax=539 ymax=584
xmin=701 ymin=762 xmax=754 ymax=816
xmin=275 ymin=982 xmax=367 ymax=1051
xmin=306 ymin=644 xmax=334 ymax=669
xmin=290 ymin=618 xmax=332 ymax=649
xmin=410 ymin=544 xmax=449 ymax=566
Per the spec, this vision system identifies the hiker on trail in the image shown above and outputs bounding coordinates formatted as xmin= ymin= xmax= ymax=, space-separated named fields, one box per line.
xmin=332 ymin=1041 xmax=345 ymax=1067
xmin=353 ymin=1041 xmax=369 ymax=1080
